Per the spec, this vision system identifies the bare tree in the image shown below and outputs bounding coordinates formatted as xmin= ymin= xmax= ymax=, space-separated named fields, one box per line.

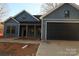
xmin=0 ymin=3 xmax=8 ymax=21
xmin=40 ymin=3 xmax=62 ymax=14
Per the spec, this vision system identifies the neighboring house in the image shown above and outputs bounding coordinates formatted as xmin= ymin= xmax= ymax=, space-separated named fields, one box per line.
xmin=4 ymin=10 xmax=41 ymax=39
xmin=40 ymin=3 xmax=79 ymax=40
xmin=4 ymin=3 xmax=79 ymax=40
xmin=0 ymin=22 xmax=3 ymax=37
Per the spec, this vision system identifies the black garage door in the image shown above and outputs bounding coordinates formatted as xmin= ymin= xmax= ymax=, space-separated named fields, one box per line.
xmin=47 ymin=22 xmax=79 ymax=40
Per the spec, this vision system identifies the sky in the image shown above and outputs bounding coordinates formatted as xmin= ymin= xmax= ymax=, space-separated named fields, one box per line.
xmin=7 ymin=3 xmax=42 ymax=15
xmin=1 ymin=3 xmax=79 ymax=22
xmin=2 ymin=3 xmax=42 ymax=21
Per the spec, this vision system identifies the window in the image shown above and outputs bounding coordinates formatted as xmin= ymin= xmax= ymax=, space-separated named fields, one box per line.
xmin=6 ymin=26 xmax=15 ymax=35
xmin=6 ymin=26 xmax=10 ymax=34
xmin=28 ymin=26 xmax=34 ymax=36
xmin=64 ymin=10 xmax=70 ymax=18
xmin=11 ymin=26 xmax=15 ymax=34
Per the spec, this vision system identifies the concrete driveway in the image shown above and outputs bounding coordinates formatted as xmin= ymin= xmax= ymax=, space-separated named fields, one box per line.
xmin=36 ymin=40 xmax=79 ymax=56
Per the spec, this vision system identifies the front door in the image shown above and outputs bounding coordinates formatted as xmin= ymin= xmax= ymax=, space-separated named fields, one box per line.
xmin=20 ymin=25 xmax=26 ymax=37
xmin=22 ymin=27 xmax=26 ymax=37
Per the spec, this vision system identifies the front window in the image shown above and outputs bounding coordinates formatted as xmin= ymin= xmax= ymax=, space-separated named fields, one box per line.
xmin=64 ymin=10 xmax=70 ymax=18
xmin=28 ymin=26 xmax=34 ymax=36
xmin=6 ymin=26 xmax=10 ymax=34
xmin=6 ymin=26 xmax=15 ymax=36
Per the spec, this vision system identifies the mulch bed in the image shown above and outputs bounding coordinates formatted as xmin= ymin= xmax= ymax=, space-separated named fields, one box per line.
xmin=0 ymin=42 xmax=39 ymax=56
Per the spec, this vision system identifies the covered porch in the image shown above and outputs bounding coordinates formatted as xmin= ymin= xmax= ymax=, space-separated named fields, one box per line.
xmin=19 ymin=23 xmax=41 ymax=40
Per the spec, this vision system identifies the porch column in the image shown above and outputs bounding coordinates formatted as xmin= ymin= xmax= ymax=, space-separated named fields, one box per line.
xmin=10 ymin=26 xmax=12 ymax=37
xmin=18 ymin=24 xmax=20 ymax=38
xmin=41 ymin=20 xmax=47 ymax=41
xmin=26 ymin=25 xmax=28 ymax=38
xmin=45 ymin=21 xmax=47 ymax=40
xmin=34 ymin=25 xmax=36 ymax=38
xmin=41 ymin=19 xmax=44 ymax=40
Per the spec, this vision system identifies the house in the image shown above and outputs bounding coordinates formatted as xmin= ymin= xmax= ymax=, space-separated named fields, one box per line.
xmin=4 ymin=3 xmax=79 ymax=40
xmin=40 ymin=3 xmax=79 ymax=40
xmin=4 ymin=10 xmax=41 ymax=39
xmin=0 ymin=22 xmax=3 ymax=37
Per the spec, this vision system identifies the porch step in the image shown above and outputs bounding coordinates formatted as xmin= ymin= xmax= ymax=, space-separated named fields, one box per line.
xmin=18 ymin=37 xmax=40 ymax=40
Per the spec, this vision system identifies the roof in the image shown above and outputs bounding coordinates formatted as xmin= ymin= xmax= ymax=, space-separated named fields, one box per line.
xmin=4 ymin=10 xmax=41 ymax=23
xmin=4 ymin=17 xmax=19 ymax=24
xmin=14 ymin=10 xmax=40 ymax=22
xmin=40 ymin=3 xmax=79 ymax=19
xmin=33 ymin=15 xmax=42 ymax=21
xmin=19 ymin=15 xmax=42 ymax=24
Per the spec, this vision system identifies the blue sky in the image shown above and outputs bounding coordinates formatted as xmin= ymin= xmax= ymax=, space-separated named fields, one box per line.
xmin=2 ymin=3 xmax=79 ymax=21
xmin=7 ymin=3 xmax=42 ymax=15
xmin=2 ymin=3 xmax=42 ymax=21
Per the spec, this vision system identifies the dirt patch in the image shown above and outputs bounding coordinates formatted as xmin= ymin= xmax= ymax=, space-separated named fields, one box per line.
xmin=0 ymin=42 xmax=39 ymax=56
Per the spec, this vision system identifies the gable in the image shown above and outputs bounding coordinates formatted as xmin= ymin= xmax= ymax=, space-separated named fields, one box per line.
xmin=4 ymin=17 xmax=19 ymax=24
xmin=14 ymin=10 xmax=39 ymax=22
xmin=43 ymin=3 xmax=79 ymax=19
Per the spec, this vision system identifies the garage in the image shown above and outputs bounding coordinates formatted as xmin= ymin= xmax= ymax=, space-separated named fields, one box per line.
xmin=47 ymin=22 xmax=79 ymax=40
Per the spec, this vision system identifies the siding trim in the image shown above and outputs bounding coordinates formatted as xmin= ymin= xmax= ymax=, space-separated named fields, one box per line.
xmin=12 ymin=17 xmax=20 ymax=24
xmin=4 ymin=17 xmax=20 ymax=24
xmin=45 ymin=20 xmax=79 ymax=23
xmin=44 ymin=19 xmax=79 ymax=22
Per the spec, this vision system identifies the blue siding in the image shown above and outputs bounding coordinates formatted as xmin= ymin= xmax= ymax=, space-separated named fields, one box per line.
xmin=4 ymin=18 xmax=19 ymax=37
xmin=44 ymin=4 xmax=79 ymax=19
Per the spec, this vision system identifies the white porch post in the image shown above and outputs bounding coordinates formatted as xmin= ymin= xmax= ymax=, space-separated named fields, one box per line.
xmin=45 ymin=21 xmax=47 ymax=41
xmin=26 ymin=25 xmax=28 ymax=38
xmin=18 ymin=24 xmax=20 ymax=38
xmin=41 ymin=19 xmax=43 ymax=41
xmin=41 ymin=19 xmax=47 ymax=41
xmin=34 ymin=25 xmax=36 ymax=38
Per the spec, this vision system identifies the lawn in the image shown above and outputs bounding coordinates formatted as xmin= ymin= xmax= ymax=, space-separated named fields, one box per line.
xmin=0 ymin=42 xmax=39 ymax=56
